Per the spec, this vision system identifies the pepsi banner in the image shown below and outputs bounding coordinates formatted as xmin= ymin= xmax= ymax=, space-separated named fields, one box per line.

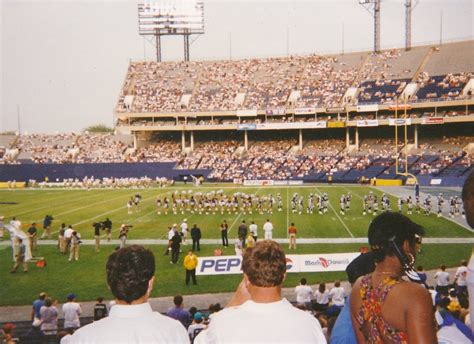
xmin=196 ymin=252 xmax=360 ymax=275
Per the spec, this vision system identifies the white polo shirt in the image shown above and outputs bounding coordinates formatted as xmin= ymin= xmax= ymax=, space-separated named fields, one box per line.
xmin=61 ymin=302 xmax=188 ymax=343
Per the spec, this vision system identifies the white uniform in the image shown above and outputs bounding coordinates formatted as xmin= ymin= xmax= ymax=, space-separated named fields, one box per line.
xmin=263 ymin=221 xmax=273 ymax=240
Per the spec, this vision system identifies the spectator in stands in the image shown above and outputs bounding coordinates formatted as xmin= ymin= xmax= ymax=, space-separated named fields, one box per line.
xmin=194 ymin=240 xmax=327 ymax=343
xmin=166 ymin=295 xmax=191 ymax=329
xmin=349 ymin=212 xmax=437 ymax=343
xmin=331 ymin=251 xmax=376 ymax=344
xmin=314 ymin=283 xmax=330 ymax=313
xmin=93 ymin=297 xmax=108 ymax=321
xmin=328 ymin=281 xmax=345 ymax=308
xmin=31 ymin=292 xmax=47 ymax=327
xmin=62 ymin=293 xmax=81 ymax=330
xmin=40 ymin=297 xmax=58 ymax=335
xmin=434 ymin=265 xmax=451 ymax=295
xmin=461 ymin=170 xmax=474 ymax=334
xmin=61 ymin=245 xmax=188 ymax=343
xmin=188 ymin=312 xmax=206 ymax=343
xmin=295 ymin=278 xmax=313 ymax=310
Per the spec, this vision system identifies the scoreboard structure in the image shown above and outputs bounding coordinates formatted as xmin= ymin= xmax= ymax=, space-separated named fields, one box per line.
xmin=138 ymin=0 xmax=205 ymax=62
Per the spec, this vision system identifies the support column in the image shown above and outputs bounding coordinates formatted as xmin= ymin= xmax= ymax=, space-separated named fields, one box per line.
xmin=346 ymin=127 xmax=350 ymax=149
xmin=133 ymin=132 xmax=137 ymax=150
xmin=190 ymin=131 xmax=194 ymax=151
xmin=181 ymin=131 xmax=186 ymax=151
xmin=299 ymin=129 xmax=303 ymax=150
xmin=244 ymin=130 xmax=248 ymax=150
xmin=414 ymin=125 xmax=419 ymax=149
xmin=355 ymin=127 xmax=359 ymax=150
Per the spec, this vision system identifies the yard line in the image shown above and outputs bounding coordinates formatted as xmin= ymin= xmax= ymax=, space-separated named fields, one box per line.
xmin=227 ymin=187 xmax=263 ymax=236
xmin=314 ymin=186 xmax=355 ymax=238
xmin=43 ymin=190 xmax=172 ymax=236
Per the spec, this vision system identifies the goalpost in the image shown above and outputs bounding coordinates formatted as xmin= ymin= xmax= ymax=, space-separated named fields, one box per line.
xmin=394 ymin=96 xmax=419 ymax=185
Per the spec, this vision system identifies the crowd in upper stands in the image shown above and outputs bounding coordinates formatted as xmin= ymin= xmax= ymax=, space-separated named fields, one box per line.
xmin=115 ymin=45 xmax=473 ymax=114
xmin=4 ymin=132 xmax=472 ymax=182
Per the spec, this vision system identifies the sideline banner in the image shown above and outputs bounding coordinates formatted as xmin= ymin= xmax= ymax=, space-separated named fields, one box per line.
xmin=196 ymin=252 xmax=360 ymax=275
xmin=243 ymin=180 xmax=274 ymax=186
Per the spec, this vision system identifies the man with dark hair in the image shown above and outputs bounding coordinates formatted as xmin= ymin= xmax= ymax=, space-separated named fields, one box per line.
xmin=461 ymin=170 xmax=474 ymax=333
xmin=170 ymin=230 xmax=182 ymax=264
xmin=61 ymin=245 xmax=188 ymax=343
xmin=27 ymin=222 xmax=37 ymax=252
xmin=166 ymin=295 xmax=191 ymax=328
xmin=190 ymin=224 xmax=201 ymax=252
xmin=195 ymin=240 xmax=327 ymax=343
xmin=238 ymin=220 xmax=248 ymax=247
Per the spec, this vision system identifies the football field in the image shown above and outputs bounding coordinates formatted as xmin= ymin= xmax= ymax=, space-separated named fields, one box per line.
xmin=0 ymin=184 xmax=471 ymax=240
xmin=1 ymin=184 xmax=473 ymax=306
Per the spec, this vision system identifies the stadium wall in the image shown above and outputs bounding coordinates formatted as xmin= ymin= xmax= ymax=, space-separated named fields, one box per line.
xmin=0 ymin=163 xmax=211 ymax=182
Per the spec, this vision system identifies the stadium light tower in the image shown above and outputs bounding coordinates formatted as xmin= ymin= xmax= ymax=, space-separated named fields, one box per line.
xmin=359 ymin=0 xmax=381 ymax=53
xmin=138 ymin=0 xmax=205 ymax=62
xmin=405 ymin=0 xmax=420 ymax=51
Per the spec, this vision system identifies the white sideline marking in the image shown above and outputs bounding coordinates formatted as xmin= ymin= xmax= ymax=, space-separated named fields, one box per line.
xmin=314 ymin=186 xmax=355 ymax=238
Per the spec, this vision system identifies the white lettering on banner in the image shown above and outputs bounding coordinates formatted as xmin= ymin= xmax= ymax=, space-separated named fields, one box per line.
xmin=430 ymin=179 xmax=442 ymax=185
xmin=196 ymin=252 xmax=360 ymax=275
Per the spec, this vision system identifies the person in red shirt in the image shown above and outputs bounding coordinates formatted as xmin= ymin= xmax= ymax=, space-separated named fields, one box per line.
xmin=288 ymin=223 xmax=297 ymax=250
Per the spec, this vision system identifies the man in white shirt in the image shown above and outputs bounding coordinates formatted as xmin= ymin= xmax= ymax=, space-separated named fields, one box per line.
xmin=263 ymin=219 xmax=273 ymax=240
xmin=329 ymin=280 xmax=345 ymax=307
xmin=62 ymin=293 xmax=81 ymax=329
xmin=249 ymin=221 xmax=258 ymax=242
xmin=454 ymin=260 xmax=468 ymax=298
xmin=434 ymin=265 xmax=450 ymax=295
xmin=195 ymin=240 xmax=327 ymax=344
xmin=180 ymin=219 xmax=188 ymax=245
xmin=61 ymin=245 xmax=188 ymax=343
xmin=295 ymin=278 xmax=313 ymax=310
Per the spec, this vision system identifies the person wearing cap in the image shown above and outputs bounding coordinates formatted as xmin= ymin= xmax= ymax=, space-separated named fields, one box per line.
xmin=195 ymin=240 xmax=327 ymax=344
xmin=180 ymin=219 xmax=188 ymax=245
xmin=61 ymin=246 xmax=188 ymax=343
xmin=62 ymin=293 xmax=81 ymax=329
xmin=31 ymin=292 xmax=47 ymax=327
xmin=349 ymin=212 xmax=436 ymax=343
xmin=27 ymin=222 xmax=38 ymax=252
xmin=188 ymin=312 xmax=206 ymax=342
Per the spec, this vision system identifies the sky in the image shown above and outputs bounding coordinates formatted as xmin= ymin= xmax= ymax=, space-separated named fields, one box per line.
xmin=1 ymin=0 xmax=473 ymax=134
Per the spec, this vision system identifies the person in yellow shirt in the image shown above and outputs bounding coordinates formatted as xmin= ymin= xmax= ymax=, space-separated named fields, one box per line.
xmin=184 ymin=250 xmax=198 ymax=286
xmin=246 ymin=234 xmax=255 ymax=248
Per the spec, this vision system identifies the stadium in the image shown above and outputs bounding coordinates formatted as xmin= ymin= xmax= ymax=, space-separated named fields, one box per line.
xmin=1 ymin=0 xmax=474 ymax=342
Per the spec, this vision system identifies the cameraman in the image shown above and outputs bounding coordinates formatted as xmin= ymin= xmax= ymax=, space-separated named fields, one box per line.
xmin=119 ymin=224 xmax=132 ymax=249
xmin=69 ymin=231 xmax=81 ymax=262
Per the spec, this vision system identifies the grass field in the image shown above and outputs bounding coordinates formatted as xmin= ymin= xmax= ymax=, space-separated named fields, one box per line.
xmin=1 ymin=184 xmax=473 ymax=306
